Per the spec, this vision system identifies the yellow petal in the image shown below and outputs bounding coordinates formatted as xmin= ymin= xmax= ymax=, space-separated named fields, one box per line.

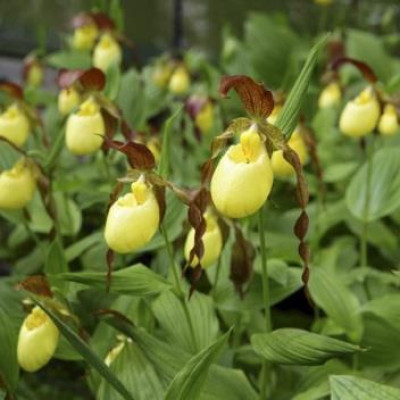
xmin=58 ymin=87 xmax=81 ymax=116
xmin=0 ymin=104 xmax=30 ymax=147
xmin=0 ymin=160 xmax=36 ymax=210
xmin=17 ymin=307 xmax=59 ymax=372
xmin=211 ymin=126 xmax=273 ymax=218
xmin=184 ymin=214 xmax=222 ymax=268
xmin=339 ymin=87 xmax=380 ymax=137
xmin=65 ymin=98 xmax=105 ymax=155
xmin=318 ymin=82 xmax=341 ymax=109
xmin=72 ymin=23 xmax=99 ymax=51
xmin=378 ymin=104 xmax=399 ymax=136
xmin=168 ymin=67 xmax=190 ymax=94
xmin=105 ymin=180 xmax=160 ymax=253
xmin=93 ymin=33 xmax=122 ymax=72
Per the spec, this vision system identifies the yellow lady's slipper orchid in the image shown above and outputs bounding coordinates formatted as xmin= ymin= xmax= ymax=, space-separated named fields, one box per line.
xmin=17 ymin=307 xmax=59 ymax=372
xmin=195 ymin=101 xmax=214 ymax=134
xmin=210 ymin=125 xmax=274 ymax=219
xmin=318 ymin=82 xmax=341 ymax=109
xmin=153 ymin=63 xmax=173 ymax=88
xmin=58 ymin=87 xmax=81 ymax=116
xmin=26 ymin=63 xmax=44 ymax=88
xmin=168 ymin=66 xmax=190 ymax=94
xmin=271 ymin=129 xmax=308 ymax=178
xmin=378 ymin=104 xmax=399 ymax=136
xmin=339 ymin=87 xmax=380 ymax=137
xmin=0 ymin=104 xmax=30 ymax=147
xmin=105 ymin=177 xmax=160 ymax=253
xmin=184 ymin=213 xmax=222 ymax=268
xmin=65 ymin=97 xmax=105 ymax=155
xmin=0 ymin=160 xmax=36 ymax=210
xmin=72 ymin=22 xmax=99 ymax=51
xmin=266 ymin=105 xmax=282 ymax=126
xmin=93 ymin=33 xmax=122 ymax=72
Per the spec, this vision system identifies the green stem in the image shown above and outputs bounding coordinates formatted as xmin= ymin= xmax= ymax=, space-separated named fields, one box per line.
xmin=258 ymin=207 xmax=272 ymax=333
xmin=360 ymin=137 xmax=375 ymax=267
xmin=258 ymin=205 xmax=272 ymax=400
xmin=160 ymin=223 xmax=198 ymax=351
xmin=211 ymin=254 xmax=223 ymax=299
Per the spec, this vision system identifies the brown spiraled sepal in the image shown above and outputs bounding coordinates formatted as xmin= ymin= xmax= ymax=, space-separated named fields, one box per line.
xmin=331 ymin=57 xmax=377 ymax=84
xmin=106 ymin=249 xmax=114 ymax=293
xmin=219 ymin=75 xmax=274 ymax=119
xmin=0 ymin=81 xmax=24 ymax=100
xmin=103 ymin=138 xmax=156 ymax=170
xmin=230 ymin=226 xmax=254 ymax=298
xmin=57 ymin=68 xmax=106 ymax=92
xmin=16 ymin=276 xmax=53 ymax=298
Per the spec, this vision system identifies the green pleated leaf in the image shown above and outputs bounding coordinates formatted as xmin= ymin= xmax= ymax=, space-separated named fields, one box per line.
xmin=309 ymin=268 xmax=363 ymax=342
xmin=362 ymin=294 xmax=400 ymax=334
xmin=164 ymin=329 xmax=231 ymax=400
xmin=0 ymin=306 xmax=19 ymax=392
xmin=97 ymin=341 xmax=164 ymax=400
xmin=117 ymin=69 xmax=147 ymax=130
xmin=46 ymin=50 xmax=92 ymax=69
xmin=158 ymin=106 xmax=182 ymax=179
xmin=102 ymin=316 xmax=257 ymax=400
xmin=330 ymin=375 xmax=400 ymax=400
xmin=346 ymin=147 xmax=400 ymax=222
xmin=276 ymin=33 xmax=329 ymax=138
xmin=104 ymin=61 xmax=121 ymax=101
xmin=54 ymin=264 xmax=172 ymax=296
xmin=34 ymin=301 xmax=134 ymax=400
xmin=152 ymin=291 xmax=219 ymax=354
xmin=44 ymin=236 xmax=69 ymax=275
xmin=251 ymin=329 xmax=360 ymax=366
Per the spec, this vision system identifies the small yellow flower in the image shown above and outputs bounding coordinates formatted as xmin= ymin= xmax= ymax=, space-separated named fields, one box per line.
xmin=318 ymin=82 xmax=341 ymax=109
xmin=72 ymin=23 xmax=99 ymax=51
xmin=266 ymin=105 xmax=283 ymax=126
xmin=211 ymin=125 xmax=274 ymax=219
xmin=184 ymin=213 xmax=222 ymax=268
xmin=195 ymin=101 xmax=214 ymax=134
xmin=26 ymin=63 xmax=44 ymax=88
xmin=378 ymin=104 xmax=399 ymax=136
xmin=168 ymin=66 xmax=190 ymax=94
xmin=93 ymin=33 xmax=122 ymax=72
xmin=339 ymin=87 xmax=380 ymax=137
xmin=152 ymin=63 xmax=174 ymax=88
xmin=271 ymin=128 xmax=308 ymax=178
xmin=0 ymin=104 xmax=30 ymax=147
xmin=105 ymin=177 xmax=160 ymax=253
xmin=0 ymin=159 xmax=36 ymax=210
xmin=65 ymin=97 xmax=105 ymax=155
xmin=17 ymin=307 xmax=59 ymax=372
xmin=58 ymin=87 xmax=81 ymax=116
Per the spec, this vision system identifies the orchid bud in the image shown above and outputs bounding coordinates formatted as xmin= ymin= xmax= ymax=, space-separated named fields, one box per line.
xmin=104 ymin=340 xmax=126 ymax=367
xmin=195 ymin=101 xmax=214 ymax=134
xmin=105 ymin=177 xmax=160 ymax=253
xmin=72 ymin=22 xmax=99 ymax=51
xmin=0 ymin=159 xmax=36 ymax=210
xmin=152 ymin=63 xmax=174 ymax=88
xmin=271 ymin=129 xmax=308 ymax=178
xmin=378 ymin=104 xmax=399 ymax=136
xmin=0 ymin=103 xmax=30 ymax=147
xmin=168 ymin=66 xmax=190 ymax=94
xmin=339 ymin=87 xmax=380 ymax=137
xmin=184 ymin=213 xmax=222 ymax=268
xmin=58 ymin=87 xmax=81 ymax=116
xmin=65 ymin=97 xmax=105 ymax=155
xmin=93 ymin=33 xmax=122 ymax=72
xmin=210 ymin=125 xmax=274 ymax=219
xmin=17 ymin=307 xmax=59 ymax=372
xmin=318 ymin=82 xmax=341 ymax=109
xmin=24 ymin=57 xmax=44 ymax=88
